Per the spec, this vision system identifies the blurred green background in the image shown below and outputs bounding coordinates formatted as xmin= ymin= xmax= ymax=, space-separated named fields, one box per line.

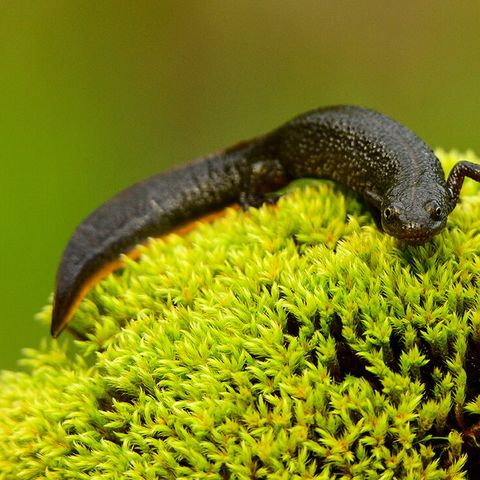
xmin=1 ymin=1 xmax=480 ymax=370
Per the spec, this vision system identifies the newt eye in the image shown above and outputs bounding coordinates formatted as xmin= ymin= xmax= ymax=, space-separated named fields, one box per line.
xmin=383 ymin=207 xmax=397 ymax=221
xmin=430 ymin=204 xmax=443 ymax=221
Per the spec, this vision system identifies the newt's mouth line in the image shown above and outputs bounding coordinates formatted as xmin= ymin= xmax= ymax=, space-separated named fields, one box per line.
xmin=393 ymin=229 xmax=442 ymax=245
xmin=400 ymin=235 xmax=433 ymax=245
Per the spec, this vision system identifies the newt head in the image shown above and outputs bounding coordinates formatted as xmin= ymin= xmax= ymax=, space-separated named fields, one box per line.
xmin=380 ymin=185 xmax=449 ymax=244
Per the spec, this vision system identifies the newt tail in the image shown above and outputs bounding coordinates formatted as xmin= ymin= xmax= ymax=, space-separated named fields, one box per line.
xmin=51 ymin=144 xmax=257 ymax=337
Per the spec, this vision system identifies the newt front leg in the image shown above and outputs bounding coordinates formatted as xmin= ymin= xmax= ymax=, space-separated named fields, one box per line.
xmin=447 ymin=161 xmax=480 ymax=209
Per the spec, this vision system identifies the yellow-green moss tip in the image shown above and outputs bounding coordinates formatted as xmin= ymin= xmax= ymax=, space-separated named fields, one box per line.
xmin=1 ymin=150 xmax=480 ymax=479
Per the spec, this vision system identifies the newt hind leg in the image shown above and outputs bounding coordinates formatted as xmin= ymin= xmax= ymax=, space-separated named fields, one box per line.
xmin=239 ymin=159 xmax=289 ymax=209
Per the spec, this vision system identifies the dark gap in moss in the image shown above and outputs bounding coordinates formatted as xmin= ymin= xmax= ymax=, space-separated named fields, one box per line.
xmin=99 ymin=388 xmax=138 ymax=418
xmin=291 ymin=233 xmax=302 ymax=250
xmin=464 ymin=336 xmax=480 ymax=403
xmin=247 ymin=372 xmax=270 ymax=395
xmin=331 ymin=239 xmax=341 ymax=253
xmin=220 ymin=463 xmax=231 ymax=479
xmin=356 ymin=354 xmax=382 ymax=390
xmin=90 ymin=408 xmax=128 ymax=445
xmin=347 ymin=408 xmax=364 ymax=426
xmin=328 ymin=357 xmax=342 ymax=382
xmin=422 ymin=438 xmax=449 ymax=467
xmin=325 ymin=314 xmax=344 ymax=381
xmin=417 ymin=292 xmax=428 ymax=311
xmin=445 ymin=409 xmax=459 ymax=435
xmin=421 ymin=336 xmax=439 ymax=367
xmin=313 ymin=459 xmax=323 ymax=475
xmin=310 ymin=311 xmax=321 ymax=334
xmin=352 ymin=313 xmax=365 ymax=339
xmin=132 ymin=379 xmax=157 ymax=397
xmin=290 ymin=232 xmax=314 ymax=256
xmin=176 ymin=457 xmax=192 ymax=471
xmin=248 ymin=352 xmax=269 ymax=363
xmin=399 ymin=326 xmax=439 ymax=397
xmin=396 ymin=248 xmax=418 ymax=273
xmin=128 ymin=443 xmax=144 ymax=455
xmin=463 ymin=422 xmax=480 ymax=476
xmin=328 ymin=313 xmax=343 ymax=339
xmin=414 ymin=329 xmax=455 ymax=390
xmin=262 ymin=281 xmax=273 ymax=296
xmin=388 ymin=329 xmax=403 ymax=370
xmin=249 ymin=456 xmax=264 ymax=478
xmin=417 ymin=348 xmax=437 ymax=398
xmin=97 ymin=395 xmax=115 ymax=414
xmin=285 ymin=312 xmax=300 ymax=337
xmin=309 ymin=341 xmax=319 ymax=368
xmin=333 ymin=340 xmax=379 ymax=387
xmin=446 ymin=334 xmax=456 ymax=361
xmin=321 ymin=310 xmax=388 ymax=388
xmin=458 ymin=297 xmax=477 ymax=317
xmin=115 ymin=390 xmax=138 ymax=405
xmin=99 ymin=426 xmax=124 ymax=446
xmin=465 ymin=453 xmax=479 ymax=479
xmin=382 ymin=343 xmax=397 ymax=372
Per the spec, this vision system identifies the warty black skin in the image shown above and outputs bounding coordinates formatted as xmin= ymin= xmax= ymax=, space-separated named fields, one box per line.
xmin=51 ymin=105 xmax=480 ymax=337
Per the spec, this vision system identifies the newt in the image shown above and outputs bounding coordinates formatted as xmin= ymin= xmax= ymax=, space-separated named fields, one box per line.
xmin=51 ymin=105 xmax=480 ymax=337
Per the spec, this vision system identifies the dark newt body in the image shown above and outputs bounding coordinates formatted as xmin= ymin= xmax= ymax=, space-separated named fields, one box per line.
xmin=51 ymin=105 xmax=480 ymax=337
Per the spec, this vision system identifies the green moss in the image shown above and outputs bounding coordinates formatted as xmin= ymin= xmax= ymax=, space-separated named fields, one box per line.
xmin=1 ymin=150 xmax=480 ymax=479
